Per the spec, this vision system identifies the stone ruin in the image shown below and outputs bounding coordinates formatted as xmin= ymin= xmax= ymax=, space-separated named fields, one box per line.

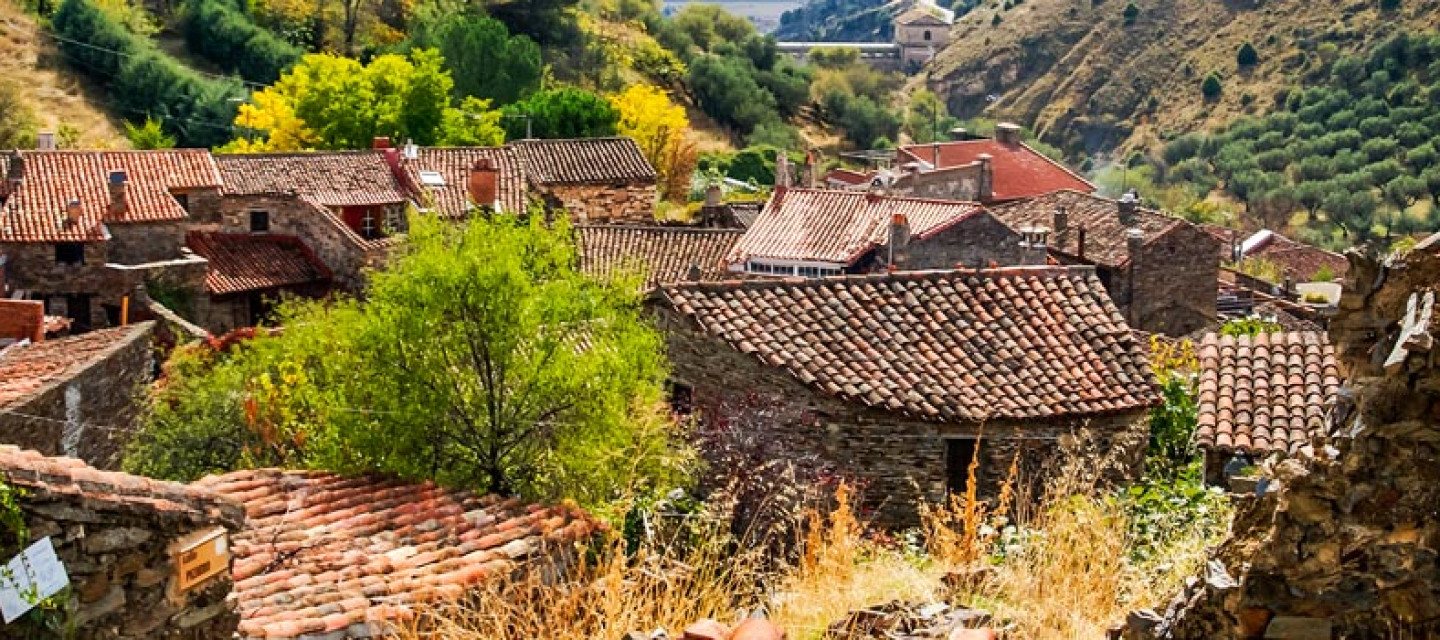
xmin=1128 ymin=247 xmax=1440 ymax=639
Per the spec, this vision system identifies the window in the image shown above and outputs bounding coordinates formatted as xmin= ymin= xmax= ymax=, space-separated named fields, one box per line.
xmin=361 ymin=211 xmax=378 ymax=240
xmin=172 ymin=192 xmax=189 ymax=213
xmin=797 ymin=266 xmax=842 ymax=278
xmin=249 ymin=210 xmax=270 ymax=233
xmin=923 ymin=30 xmax=932 ymax=41
xmin=55 ymin=243 xmax=84 ymax=265
xmin=946 ymin=438 xmax=979 ymax=496
xmin=418 ymin=170 xmax=446 ymax=187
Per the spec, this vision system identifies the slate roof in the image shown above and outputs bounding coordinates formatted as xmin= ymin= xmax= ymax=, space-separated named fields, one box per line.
xmin=215 ymin=152 xmax=409 ymax=207
xmin=401 ymin=147 xmax=529 ymax=215
xmin=0 ymin=444 xmax=242 ymax=526
xmin=1 ymin=150 xmax=221 ymax=243
xmin=1245 ymin=231 xmax=1348 ymax=282
xmin=989 ymin=190 xmax=1192 ymax=268
xmin=1196 ymin=332 xmax=1340 ymax=456
xmin=663 ymin=267 xmax=1160 ymax=422
xmin=194 ymin=469 xmax=599 ymax=640
xmin=0 ymin=323 xmax=153 ymax=408
xmin=512 ymin=137 xmax=656 ymax=185
xmin=576 ymin=225 xmax=744 ymax=290
xmin=186 ymin=232 xmax=332 ymax=296
xmin=726 ymin=188 xmax=988 ymax=266
xmin=896 ymin=140 xmax=1093 ymax=201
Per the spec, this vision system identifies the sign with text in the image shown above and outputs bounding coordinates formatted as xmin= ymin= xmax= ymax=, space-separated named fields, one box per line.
xmin=0 ymin=537 xmax=69 ymax=624
xmin=176 ymin=528 xmax=230 ymax=591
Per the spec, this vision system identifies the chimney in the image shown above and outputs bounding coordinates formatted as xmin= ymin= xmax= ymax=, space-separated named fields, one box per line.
xmin=1117 ymin=189 xmax=1140 ymax=225
xmin=0 ymin=299 xmax=45 ymax=343
xmin=995 ymin=122 xmax=1022 ymax=145
xmin=1019 ymin=225 xmax=1050 ymax=265
xmin=1053 ymin=206 xmax=1068 ymax=234
xmin=402 ymin=138 xmax=418 ymax=160
xmin=467 ymin=159 xmax=499 ymax=210
xmin=976 ymin=153 xmax=993 ymax=202
xmin=107 ymin=169 xmax=128 ymax=217
xmin=1126 ymin=228 xmax=1144 ymax=260
xmin=36 ymin=132 xmax=56 ymax=151
xmin=888 ymin=213 xmax=911 ymax=266
xmin=65 ymin=199 xmax=82 ymax=226
xmin=931 ymin=141 xmax=940 ymax=169
xmin=371 ymin=136 xmax=392 ymax=149
xmin=2 ymin=150 xmax=21 ymax=200
xmin=774 ymin=153 xmax=792 ymax=190
xmin=948 ymin=127 xmax=967 ymax=141
xmin=704 ymin=182 xmax=722 ymax=207
xmin=1077 ymin=226 xmax=1087 ymax=261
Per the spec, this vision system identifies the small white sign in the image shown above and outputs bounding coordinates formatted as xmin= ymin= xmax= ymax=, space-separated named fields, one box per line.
xmin=0 ymin=537 xmax=69 ymax=624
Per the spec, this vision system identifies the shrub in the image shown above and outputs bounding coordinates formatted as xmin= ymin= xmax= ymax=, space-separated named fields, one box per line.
xmin=1237 ymin=42 xmax=1259 ymax=67
xmin=1201 ymin=72 xmax=1222 ymax=99
xmin=1122 ymin=1 xmax=1139 ymax=25
xmin=185 ymin=0 xmax=302 ymax=84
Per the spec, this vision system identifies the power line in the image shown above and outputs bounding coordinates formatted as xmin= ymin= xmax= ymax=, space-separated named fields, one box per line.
xmin=27 ymin=25 xmax=271 ymax=90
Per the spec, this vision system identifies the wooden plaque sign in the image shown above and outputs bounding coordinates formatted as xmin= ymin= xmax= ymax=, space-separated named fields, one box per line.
xmin=175 ymin=528 xmax=230 ymax=591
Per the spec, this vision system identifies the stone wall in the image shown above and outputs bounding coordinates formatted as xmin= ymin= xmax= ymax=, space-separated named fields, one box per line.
xmin=1130 ymin=225 xmax=1221 ymax=337
xmin=1 ymin=242 xmax=126 ymax=330
xmin=652 ymin=303 xmax=1149 ymax=527
xmin=539 ymin=181 xmax=657 ymax=224
xmin=1130 ymin=248 xmax=1440 ymax=639
xmin=898 ymin=213 xmax=1026 ymax=270
xmin=208 ymin=194 xmax=392 ymax=291
xmin=0 ymin=322 xmax=155 ymax=470
xmin=107 ymin=222 xmax=187 ymax=266
xmin=0 ymin=446 xmax=243 ymax=639
xmin=889 ymin=163 xmax=983 ymax=202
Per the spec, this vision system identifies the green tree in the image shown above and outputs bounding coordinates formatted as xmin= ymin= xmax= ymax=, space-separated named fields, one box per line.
xmin=1122 ymin=2 xmax=1139 ymax=25
xmin=808 ymin=47 xmax=860 ymax=69
xmin=1202 ymin=72 xmax=1222 ymax=99
xmin=124 ymin=116 xmax=175 ymax=149
xmin=185 ymin=0 xmax=301 ymax=84
xmin=501 ymin=87 xmax=620 ymax=139
xmin=126 ymin=214 xmax=690 ymax=507
xmin=687 ymin=54 xmax=779 ymax=135
xmin=1236 ymin=42 xmax=1259 ymax=67
xmin=904 ymin=89 xmax=958 ymax=144
xmin=671 ymin=3 xmax=755 ymax=51
xmin=408 ymin=14 xmax=542 ymax=106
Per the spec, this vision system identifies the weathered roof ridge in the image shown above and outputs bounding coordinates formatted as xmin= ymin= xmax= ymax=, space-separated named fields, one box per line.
xmin=668 ymin=264 xmax=1096 ymax=293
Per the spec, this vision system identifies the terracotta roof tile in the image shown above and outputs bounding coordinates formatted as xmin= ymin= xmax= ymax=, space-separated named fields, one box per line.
xmin=663 ymin=267 xmax=1160 ymax=421
xmin=1 ymin=150 xmax=221 ymax=242
xmin=215 ymin=152 xmax=409 ymax=207
xmin=186 ymin=232 xmax=332 ymax=296
xmin=1195 ymin=332 xmax=1339 ymax=456
xmin=401 ymin=147 xmax=529 ymax=216
xmin=0 ymin=444 xmax=241 ymax=525
xmin=577 ymin=225 xmax=743 ymax=290
xmin=194 ymin=470 xmax=600 ymax=640
xmin=989 ymin=190 xmax=1191 ymax=268
xmin=1246 ymin=232 xmax=1348 ymax=281
xmin=896 ymin=140 xmax=1093 ymax=201
xmin=726 ymin=189 xmax=988 ymax=266
xmin=0 ymin=323 xmax=153 ymax=408
xmin=512 ymin=137 xmax=656 ymax=185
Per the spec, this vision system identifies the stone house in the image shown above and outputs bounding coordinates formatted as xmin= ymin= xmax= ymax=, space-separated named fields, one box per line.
xmin=0 ymin=445 xmax=243 ymax=639
xmin=656 ymin=267 xmax=1160 ymax=525
xmin=1194 ymin=331 xmax=1339 ymax=483
xmin=193 ymin=469 xmax=599 ymax=639
xmin=990 ymin=189 xmax=1223 ymax=337
xmin=511 ymin=137 xmax=658 ymax=223
xmin=894 ymin=5 xmax=952 ymax=70
xmin=399 ymin=146 xmax=531 ymax=217
xmin=183 ymin=231 xmax=333 ymax=333
xmin=0 ymin=314 xmax=156 ymax=469
xmin=0 ymin=150 xmax=216 ymax=331
xmin=723 ymin=187 xmax=1028 ymax=278
xmin=575 ymin=224 xmax=744 ymax=290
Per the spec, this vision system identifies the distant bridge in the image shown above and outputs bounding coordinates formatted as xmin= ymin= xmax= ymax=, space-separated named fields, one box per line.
xmin=774 ymin=41 xmax=902 ymax=68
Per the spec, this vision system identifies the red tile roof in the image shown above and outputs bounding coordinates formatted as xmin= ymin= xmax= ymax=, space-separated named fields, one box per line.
xmin=186 ymin=232 xmax=332 ymax=296
xmin=989 ymin=189 xmax=1198 ymax=268
xmin=825 ymin=168 xmax=874 ymax=187
xmin=401 ymin=147 xmax=529 ymax=216
xmin=0 ymin=323 xmax=153 ymax=408
xmin=663 ymin=267 xmax=1160 ymax=422
xmin=194 ymin=470 xmax=599 ymax=640
xmin=215 ymin=152 xmax=409 ymax=207
xmin=0 ymin=444 xmax=242 ymax=525
xmin=896 ymin=140 xmax=1093 ymax=201
xmin=512 ymin=137 xmax=656 ymax=185
xmin=1196 ymin=332 xmax=1339 ymax=456
xmin=726 ymin=188 xmax=987 ymax=266
xmin=1246 ymin=231 xmax=1348 ymax=281
xmin=577 ymin=225 xmax=744 ymax=290
xmin=1 ymin=150 xmax=221 ymax=243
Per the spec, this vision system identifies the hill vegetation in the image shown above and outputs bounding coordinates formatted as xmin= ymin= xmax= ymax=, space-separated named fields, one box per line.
xmin=0 ymin=0 xmax=124 ymax=147
xmin=922 ymin=0 xmax=1440 ymax=158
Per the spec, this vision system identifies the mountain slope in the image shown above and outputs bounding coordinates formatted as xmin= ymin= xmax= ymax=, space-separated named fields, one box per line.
xmin=921 ymin=0 xmax=1440 ymax=157
xmin=0 ymin=0 xmax=126 ymax=148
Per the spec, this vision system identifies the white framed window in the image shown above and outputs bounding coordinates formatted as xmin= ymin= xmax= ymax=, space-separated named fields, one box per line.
xmin=418 ymin=170 xmax=446 ymax=187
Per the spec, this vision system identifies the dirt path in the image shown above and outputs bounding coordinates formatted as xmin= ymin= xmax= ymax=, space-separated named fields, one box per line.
xmin=0 ymin=0 xmax=127 ymax=148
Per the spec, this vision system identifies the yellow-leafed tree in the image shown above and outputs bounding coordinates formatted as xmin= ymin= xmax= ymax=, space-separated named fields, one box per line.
xmin=611 ymin=84 xmax=696 ymax=203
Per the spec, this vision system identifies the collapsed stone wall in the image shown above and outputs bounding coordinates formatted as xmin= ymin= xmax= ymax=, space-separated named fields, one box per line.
xmin=1132 ymin=248 xmax=1440 ymax=639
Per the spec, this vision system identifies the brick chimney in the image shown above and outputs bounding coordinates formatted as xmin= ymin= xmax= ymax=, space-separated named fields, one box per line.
xmin=0 ymin=299 xmax=45 ymax=343
xmin=801 ymin=150 xmax=818 ymax=188
xmin=976 ymin=153 xmax=993 ymax=202
xmin=371 ymin=137 xmax=392 ymax=149
xmin=1117 ymin=189 xmax=1140 ymax=225
xmin=775 ymin=153 xmax=792 ymax=190
xmin=888 ymin=213 xmax=911 ymax=266
xmin=107 ymin=169 xmax=128 ymax=217
xmin=65 ymin=199 xmax=82 ymax=226
xmin=2 ymin=150 xmax=21 ymax=201
xmin=995 ymin=122 xmax=1022 ymax=145
xmin=1053 ymin=206 xmax=1068 ymax=234
xmin=467 ymin=159 xmax=499 ymax=210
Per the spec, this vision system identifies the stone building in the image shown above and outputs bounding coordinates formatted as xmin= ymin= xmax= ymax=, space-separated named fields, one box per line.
xmin=894 ymin=5 xmax=952 ymax=70
xmin=991 ymin=189 xmax=1223 ymax=337
xmin=656 ymin=267 xmax=1160 ymax=525
xmin=724 ymin=188 xmax=1028 ymax=278
xmin=0 ymin=150 xmax=216 ymax=331
xmin=400 ymin=146 xmax=530 ymax=216
xmin=511 ymin=137 xmax=658 ymax=223
xmin=193 ymin=469 xmax=599 ymax=639
xmin=183 ymin=232 xmax=333 ymax=333
xmin=1194 ymin=332 xmax=1340 ymax=484
xmin=0 ymin=445 xmax=243 ymax=639
xmin=575 ymin=224 xmax=744 ymax=290
xmin=0 ymin=317 xmax=156 ymax=469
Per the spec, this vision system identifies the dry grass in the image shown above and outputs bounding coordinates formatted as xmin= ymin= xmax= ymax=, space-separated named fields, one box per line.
xmin=0 ymin=0 xmax=126 ymax=148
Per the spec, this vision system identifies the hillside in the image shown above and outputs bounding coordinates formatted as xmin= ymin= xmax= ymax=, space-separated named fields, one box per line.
xmin=920 ymin=0 xmax=1440 ymax=157
xmin=0 ymin=0 xmax=126 ymax=148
